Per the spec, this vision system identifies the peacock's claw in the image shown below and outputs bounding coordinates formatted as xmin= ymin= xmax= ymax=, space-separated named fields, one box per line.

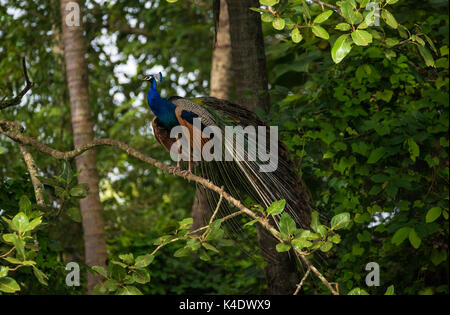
xmin=180 ymin=169 xmax=193 ymax=177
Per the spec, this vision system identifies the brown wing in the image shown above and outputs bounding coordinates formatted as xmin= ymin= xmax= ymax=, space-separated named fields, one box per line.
xmin=152 ymin=117 xmax=175 ymax=153
xmin=174 ymin=107 xmax=211 ymax=158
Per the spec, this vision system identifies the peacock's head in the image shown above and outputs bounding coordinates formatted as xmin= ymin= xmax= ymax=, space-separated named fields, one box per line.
xmin=144 ymin=72 xmax=164 ymax=112
xmin=143 ymin=72 xmax=163 ymax=88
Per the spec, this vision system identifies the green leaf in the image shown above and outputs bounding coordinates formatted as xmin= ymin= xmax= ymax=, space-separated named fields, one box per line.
xmin=320 ymin=241 xmax=333 ymax=252
xmin=417 ymin=45 xmax=435 ymax=67
xmin=103 ymin=279 xmax=119 ymax=292
xmin=178 ymin=217 xmax=193 ymax=229
xmin=23 ymin=216 xmax=42 ymax=232
xmin=426 ymin=207 xmax=442 ymax=223
xmin=331 ymin=34 xmax=352 ymax=64
xmin=376 ymin=89 xmax=394 ymax=102
xmin=19 ymin=195 xmax=32 ymax=215
xmin=134 ymin=254 xmax=154 ymax=268
xmin=316 ymin=225 xmax=328 ymax=238
xmin=292 ymin=238 xmax=312 ymax=250
xmin=243 ymin=218 xmax=259 ymax=227
xmin=331 ymin=212 xmax=351 ymax=230
xmin=351 ymin=30 xmax=373 ymax=46
xmin=2 ymin=234 xmax=14 ymax=243
xmin=406 ymin=138 xmax=420 ymax=162
xmin=266 ymin=199 xmax=286 ymax=215
xmin=10 ymin=212 xmax=29 ymax=233
xmin=330 ymin=234 xmax=341 ymax=244
xmin=119 ymin=253 xmax=134 ymax=265
xmin=66 ymin=207 xmax=82 ymax=223
xmin=0 ymin=266 xmax=9 ymax=278
xmin=311 ymin=25 xmax=329 ymax=39
xmin=33 ymin=267 xmax=48 ymax=286
xmin=260 ymin=0 xmax=279 ymax=6
xmin=3 ymin=257 xmax=22 ymax=264
xmin=11 ymin=234 xmax=25 ymax=260
xmin=431 ymin=249 xmax=447 ymax=266
xmin=335 ymin=23 xmax=351 ymax=31
xmin=310 ymin=211 xmax=319 ymax=232
xmin=92 ymin=266 xmax=108 ymax=278
xmin=381 ymin=9 xmax=398 ymax=29
xmin=174 ymin=247 xmax=190 ymax=257
xmin=391 ymin=227 xmax=411 ymax=245
xmin=280 ymin=212 xmax=296 ymax=235
xmin=199 ymin=250 xmax=211 ymax=261
xmin=313 ymin=10 xmax=333 ymax=24
xmin=408 ymin=229 xmax=421 ymax=249
xmin=423 ymin=34 xmax=437 ymax=54
xmin=384 ymin=285 xmax=395 ymax=295
xmin=133 ymin=269 xmax=150 ymax=284
xmin=385 ymin=38 xmax=399 ymax=48
xmin=291 ymin=28 xmax=303 ymax=43
xmin=0 ymin=277 xmax=20 ymax=293
xmin=276 ymin=243 xmax=291 ymax=252
xmin=272 ymin=18 xmax=285 ymax=30
xmin=202 ymin=242 xmax=219 ymax=253
xmin=367 ymin=147 xmax=386 ymax=164
xmin=70 ymin=185 xmax=85 ymax=197
xmin=261 ymin=12 xmax=274 ymax=23
xmin=348 ymin=287 xmax=369 ymax=295
xmin=117 ymin=285 xmax=142 ymax=295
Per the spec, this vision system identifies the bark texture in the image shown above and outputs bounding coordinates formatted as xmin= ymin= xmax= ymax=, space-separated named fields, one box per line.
xmin=60 ymin=0 xmax=107 ymax=293
xmin=191 ymin=0 xmax=232 ymax=232
xmin=226 ymin=0 xmax=298 ymax=294
xmin=226 ymin=0 xmax=270 ymax=113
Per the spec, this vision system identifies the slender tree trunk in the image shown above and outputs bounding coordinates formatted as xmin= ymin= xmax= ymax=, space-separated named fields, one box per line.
xmin=210 ymin=0 xmax=232 ymax=99
xmin=191 ymin=0 xmax=232 ymax=231
xmin=226 ymin=0 xmax=298 ymax=294
xmin=226 ymin=0 xmax=270 ymax=113
xmin=60 ymin=0 xmax=107 ymax=293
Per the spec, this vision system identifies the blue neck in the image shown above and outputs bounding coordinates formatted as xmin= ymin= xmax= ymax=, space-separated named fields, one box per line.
xmin=147 ymin=80 xmax=178 ymax=129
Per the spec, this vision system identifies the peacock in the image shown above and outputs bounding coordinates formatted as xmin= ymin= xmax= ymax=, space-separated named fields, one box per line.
xmin=144 ymin=73 xmax=311 ymax=247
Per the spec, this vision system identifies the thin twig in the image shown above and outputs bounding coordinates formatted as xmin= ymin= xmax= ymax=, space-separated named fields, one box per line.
xmin=0 ymin=247 xmax=15 ymax=258
xmin=0 ymin=57 xmax=34 ymax=110
xmin=293 ymin=268 xmax=310 ymax=295
xmin=209 ymin=186 xmax=224 ymax=224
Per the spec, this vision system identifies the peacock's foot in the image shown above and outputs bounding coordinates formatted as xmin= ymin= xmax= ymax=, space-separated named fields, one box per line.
xmin=180 ymin=169 xmax=193 ymax=177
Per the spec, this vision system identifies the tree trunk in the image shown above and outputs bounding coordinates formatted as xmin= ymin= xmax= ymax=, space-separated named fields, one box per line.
xmin=210 ymin=0 xmax=232 ymax=99
xmin=226 ymin=0 xmax=270 ymax=113
xmin=60 ymin=0 xmax=107 ymax=294
xmin=226 ymin=0 xmax=298 ymax=294
xmin=191 ymin=0 xmax=232 ymax=231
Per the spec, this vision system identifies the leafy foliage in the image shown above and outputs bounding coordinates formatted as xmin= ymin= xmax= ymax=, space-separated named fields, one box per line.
xmin=265 ymin=0 xmax=449 ymax=294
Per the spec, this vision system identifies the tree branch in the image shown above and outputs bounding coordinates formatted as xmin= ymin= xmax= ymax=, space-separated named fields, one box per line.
xmin=0 ymin=58 xmax=34 ymax=110
xmin=18 ymin=145 xmax=45 ymax=207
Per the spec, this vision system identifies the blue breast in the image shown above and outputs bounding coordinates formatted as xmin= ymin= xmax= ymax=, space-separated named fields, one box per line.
xmin=147 ymin=84 xmax=179 ymax=129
